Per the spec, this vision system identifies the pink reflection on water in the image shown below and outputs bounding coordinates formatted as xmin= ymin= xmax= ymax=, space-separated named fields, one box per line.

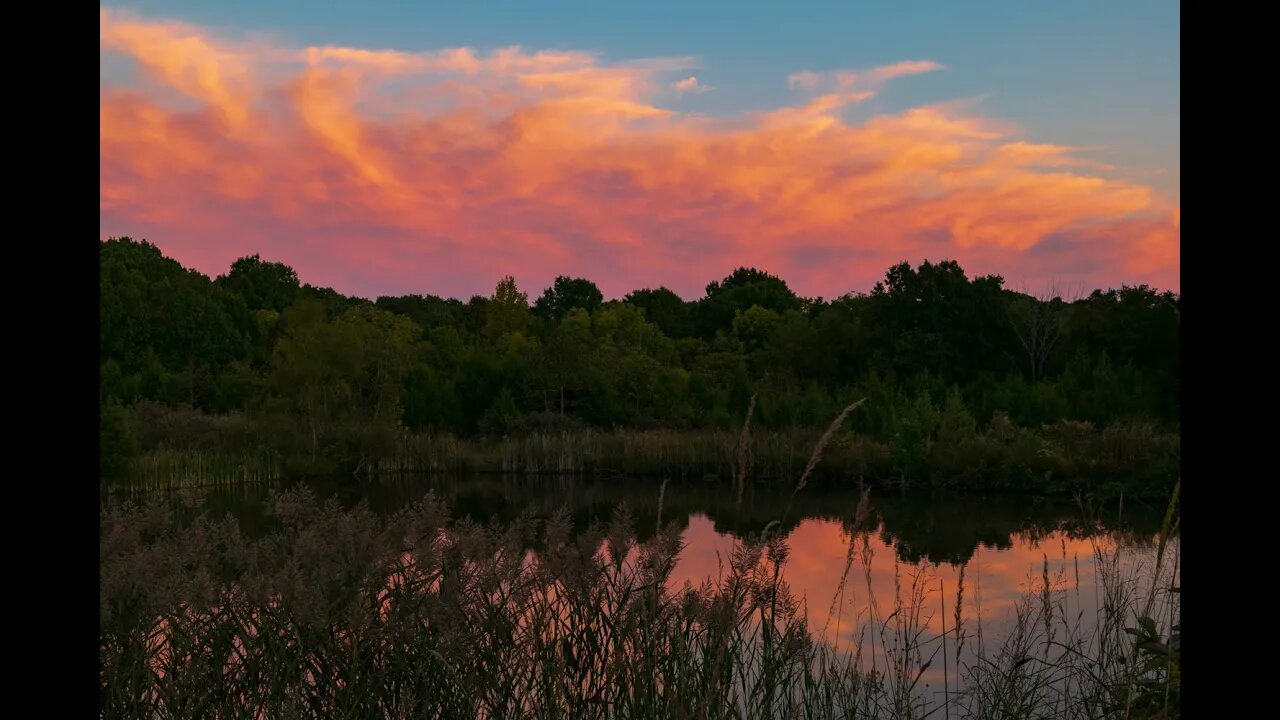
xmin=667 ymin=513 xmax=1175 ymax=689
xmin=126 ymin=508 xmax=1176 ymax=713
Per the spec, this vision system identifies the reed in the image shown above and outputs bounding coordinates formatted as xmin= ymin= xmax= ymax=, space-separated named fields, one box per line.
xmin=112 ymin=417 xmax=1178 ymax=499
xmin=363 ymin=421 xmax=1178 ymax=499
xmin=101 ymin=405 xmax=1179 ymax=718
xmin=101 ymin=484 xmax=1179 ymax=719
xmin=119 ymin=447 xmax=281 ymax=493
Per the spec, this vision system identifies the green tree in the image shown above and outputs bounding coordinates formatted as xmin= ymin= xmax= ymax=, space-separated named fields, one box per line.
xmin=485 ymin=276 xmax=531 ymax=338
xmin=270 ymin=300 xmax=420 ymax=467
xmin=100 ymin=400 xmax=136 ymax=479
xmin=375 ymin=294 xmax=465 ymax=331
xmin=216 ymin=254 xmax=301 ymax=312
xmin=528 ymin=308 xmax=594 ymax=414
xmin=732 ymin=305 xmax=782 ymax=353
xmin=100 ymin=238 xmax=1181 ymax=484
xmin=534 ymin=276 xmax=604 ymax=321
xmin=695 ymin=267 xmax=801 ymax=338
xmin=100 ymin=237 xmax=254 ymax=409
xmin=869 ymin=260 xmax=1010 ymax=382
xmin=624 ymin=287 xmax=694 ymax=338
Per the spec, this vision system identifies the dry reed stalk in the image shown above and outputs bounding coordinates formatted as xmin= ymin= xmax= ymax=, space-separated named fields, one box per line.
xmin=953 ymin=562 xmax=966 ymax=695
xmin=822 ymin=485 xmax=873 ymax=639
xmin=795 ymin=398 xmax=866 ymax=494
xmin=734 ymin=394 xmax=757 ymax=506
xmin=656 ymin=477 xmax=669 ymax=535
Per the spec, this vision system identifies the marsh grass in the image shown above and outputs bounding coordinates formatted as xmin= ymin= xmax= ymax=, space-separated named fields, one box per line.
xmin=370 ymin=427 xmax=892 ymax=484
xmin=102 ymin=490 xmax=826 ymax=718
xmin=100 ymin=402 xmax=1179 ymax=719
xmin=124 ymin=448 xmax=282 ymax=491
xmin=99 ymin=484 xmax=1177 ymax=712
xmin=100 ymin=490 xmax=1179 ymax=719
xmin=345 ymin=423 xmax=1172 ymax=495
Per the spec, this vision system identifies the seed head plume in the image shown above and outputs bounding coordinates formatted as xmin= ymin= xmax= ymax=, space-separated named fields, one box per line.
xmin=795 ymin=398 xmax=866 ymax=494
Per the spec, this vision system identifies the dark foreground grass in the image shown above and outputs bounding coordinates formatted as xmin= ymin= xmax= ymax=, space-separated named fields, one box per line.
xmin=100 ymin=481 xmax=1179 ymax=719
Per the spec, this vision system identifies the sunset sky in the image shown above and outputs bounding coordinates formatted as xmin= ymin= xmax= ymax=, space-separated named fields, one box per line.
xmin=100 ymin=1 xmax=1179 ymax=301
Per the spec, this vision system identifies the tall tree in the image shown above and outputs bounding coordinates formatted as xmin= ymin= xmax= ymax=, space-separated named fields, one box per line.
xmin=534 ymin=276 xmax=604 ymax=321
xmin=1005 ymin=289 xmax=1071 ymax=383
xmin=624 ymin=287 xmax=695 ymax=338
xmin=695 ymin=267 xmax=801 ymax=338
xmin=100 ymin=237 xmax=253 ymax=408
xmin=270 ymin=300 xmax=420 ymax=466
xmin=869 ymin=260 xmax=1009 ymax=381
xmin=528 ymin=308 xmax=594 ymax=414
xmin=217 ymin=255 xmax=301 ymax=312
xmin=485 ymin=276 xmax=531 ymax=338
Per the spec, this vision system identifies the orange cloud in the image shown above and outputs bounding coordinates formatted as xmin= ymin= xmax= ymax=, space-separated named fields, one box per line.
xmin=100 ymin=10 xmax=1179 ymax=299
xmin=100 ymin=8 xmax=257 ymax=131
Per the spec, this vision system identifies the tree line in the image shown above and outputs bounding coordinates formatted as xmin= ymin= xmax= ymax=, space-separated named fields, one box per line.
xmin=100 ymin=237 xmax=1179 ymax=486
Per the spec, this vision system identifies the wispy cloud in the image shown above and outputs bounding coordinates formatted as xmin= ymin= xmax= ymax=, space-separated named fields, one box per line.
xmin=671 ymin=75 xmax=710 ymax=94
xmin=788 ymin=60 xmax=944 ymax=93
xmin=100 ymin=9 xmax=1178 ymax=299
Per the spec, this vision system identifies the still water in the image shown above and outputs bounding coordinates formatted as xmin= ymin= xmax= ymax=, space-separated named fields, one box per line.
xmin=106 ymin=472 xmax=1177 ymax=699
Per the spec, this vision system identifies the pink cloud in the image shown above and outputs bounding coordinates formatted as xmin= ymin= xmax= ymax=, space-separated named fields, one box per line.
xmin=100 ymin=10 xmax=1179 ymax=300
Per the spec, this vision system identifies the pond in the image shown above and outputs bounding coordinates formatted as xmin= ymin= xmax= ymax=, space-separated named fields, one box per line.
xmin=101 ymin=474 xmax=1180 ymax=717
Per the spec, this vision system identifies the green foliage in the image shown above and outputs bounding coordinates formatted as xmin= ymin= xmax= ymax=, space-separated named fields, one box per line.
xmin=485 ymin=275 xmax=531 ymax=338
xmin=870 ymin=260 xmax=1012 ymax=381
xmin=99 ymin=400 xmax=136 ymax=478
xmin=216 ymin=254 xmax=300 ymax=312
xmin=374 ymin=293 xmax=464 ymax=330
xmin=267 ymin=300 xmax=420 ymax=470
xmin=1123 ymin=615 xmax=1181 ymax=717
xmin=527 ymin=308 xmax=594 ymax=415
xmin=100 ymin=238 xmax=255 ymax=409
xmin=100 ymin=240 xmax=1179 ymax=491
xmin=696 ymin=267 xmax=801 ymax=338
xmin=533 ymin=275 xmax=604 ymax=320
xmin=624 ymin=286 xmax=694 ymax=338
xmin=732 ymin=305 xmax=782 ymax=353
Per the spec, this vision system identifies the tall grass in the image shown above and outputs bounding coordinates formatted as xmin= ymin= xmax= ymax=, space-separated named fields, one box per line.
xmin=122 ymin=448 xmax=282 ymax=492
xmin=369 ymin=427 xmax=891 ymax=483
xmin=101 ymin=490 xmax=827 ymax=718
xmin=100 ymin=487 xmax=1179 ymax=718
xmin=100 ymin=400 xmax=1179 ymax=718
xmin=357 ymin=422 xmax=1173 ymax=496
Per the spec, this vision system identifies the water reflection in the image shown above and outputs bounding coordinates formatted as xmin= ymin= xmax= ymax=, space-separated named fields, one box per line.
xmin=672 ymin=512 xmax=1175 ymax=691
xmin=107 ymin=473 xmax=1165 ymax=565
xmin=102 ymin=474 xmax=1179 ymax=715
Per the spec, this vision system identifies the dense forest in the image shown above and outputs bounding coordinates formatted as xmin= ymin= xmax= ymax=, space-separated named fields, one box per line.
xmin=100 ymin=237 xmax=1179 ymax=494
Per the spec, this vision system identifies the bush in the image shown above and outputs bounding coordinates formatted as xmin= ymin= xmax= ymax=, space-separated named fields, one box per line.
xmin=100 ymin=401 xmax=136 ymax=479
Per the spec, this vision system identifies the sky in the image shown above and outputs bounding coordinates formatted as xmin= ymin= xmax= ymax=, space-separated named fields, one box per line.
xmin=100 ymin=1 xmax=1179 ymax=301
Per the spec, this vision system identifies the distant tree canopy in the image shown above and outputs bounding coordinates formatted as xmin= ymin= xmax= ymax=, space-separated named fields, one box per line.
xmin=696 ymin=267 xmax=802 ymax=338
xmin=100 ymin=237 xmax=1180 ymax=459
xmin=216 ymin=254 xmax=300 ymax=313
xmin=534 ymin=276 xmax=604 ymax=321
xmin=624 ymin=287 xmax=694 ymax=339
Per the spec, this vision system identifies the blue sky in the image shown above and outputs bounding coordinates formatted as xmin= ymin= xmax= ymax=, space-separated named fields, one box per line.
xmin=101 ymin=2 xmax=1180 ymax=298
xmin=104 ymin=0 xmax=1179 ymax=199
